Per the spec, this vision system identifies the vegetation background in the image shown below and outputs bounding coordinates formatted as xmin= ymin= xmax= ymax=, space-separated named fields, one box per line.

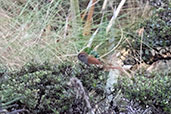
xmin=0 ymin=0 xmax=153 ymax=69
xmin=0 ymin=0 xmax=170 ymax=114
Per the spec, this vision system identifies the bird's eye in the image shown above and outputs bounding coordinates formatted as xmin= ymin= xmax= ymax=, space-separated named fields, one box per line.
xmin=79 ymin=54 xmax=85 ymax=58
xmin=80 ymin=55 xmax=84 ymax=57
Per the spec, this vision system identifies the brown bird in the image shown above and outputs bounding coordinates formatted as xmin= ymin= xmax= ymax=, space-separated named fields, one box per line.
xmin=78 ymin=52 xmax=101 ymax=65
xmin=78 ymin=52 xmax=132 ymax=77
xmin=78 ymin=52 xmax=121 ymax=69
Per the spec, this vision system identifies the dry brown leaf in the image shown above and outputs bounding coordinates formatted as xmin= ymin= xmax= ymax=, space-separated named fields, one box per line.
xmin=83 ymin=0 xmax=96 ymax=36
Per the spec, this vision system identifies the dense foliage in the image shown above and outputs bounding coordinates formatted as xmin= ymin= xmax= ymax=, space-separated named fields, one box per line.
xmin=115 ymin=72 xmax=171 ymax=113
xmin=0 ymin=0 xmax=170 ymax=114
xmin=123 ymin=3 xmax=171 ymax=65
xmin=0 ymin=62 xmax=106 ymax=113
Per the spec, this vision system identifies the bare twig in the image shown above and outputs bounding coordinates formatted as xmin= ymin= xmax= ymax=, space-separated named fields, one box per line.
xmin=87 ymin=28 xmax=99 ymax=48
xmin=69 ymin=77 xmax=95 ymax=114
xmin=101 ymin=0 xmax=108 ymax=12
xmin=106 ymin=0 xmax=126 ymax=34
xmin=64 ymin=16 xmax=69 ymax=39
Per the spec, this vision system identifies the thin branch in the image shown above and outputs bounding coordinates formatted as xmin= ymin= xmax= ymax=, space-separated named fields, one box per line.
xmin=101 ymin=0 xmax=108 ymax=12
xmin=69 ymin=77 xmax=95 ymax=114
xmin=106 ymin=0 xmax=126 ymax=34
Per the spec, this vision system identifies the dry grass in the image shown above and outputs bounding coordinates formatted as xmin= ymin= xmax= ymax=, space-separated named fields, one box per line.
xmin=0 ymin=0 xmax=151 ymax=69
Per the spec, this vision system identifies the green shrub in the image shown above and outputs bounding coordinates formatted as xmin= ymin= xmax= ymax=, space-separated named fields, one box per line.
xmin=123 ymin=4 xmax=171 ymax=65
xmin=0 ymin=62 xmax=107 ymax=113
xmin=115 ymin=72 xmax=171 ymax=113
